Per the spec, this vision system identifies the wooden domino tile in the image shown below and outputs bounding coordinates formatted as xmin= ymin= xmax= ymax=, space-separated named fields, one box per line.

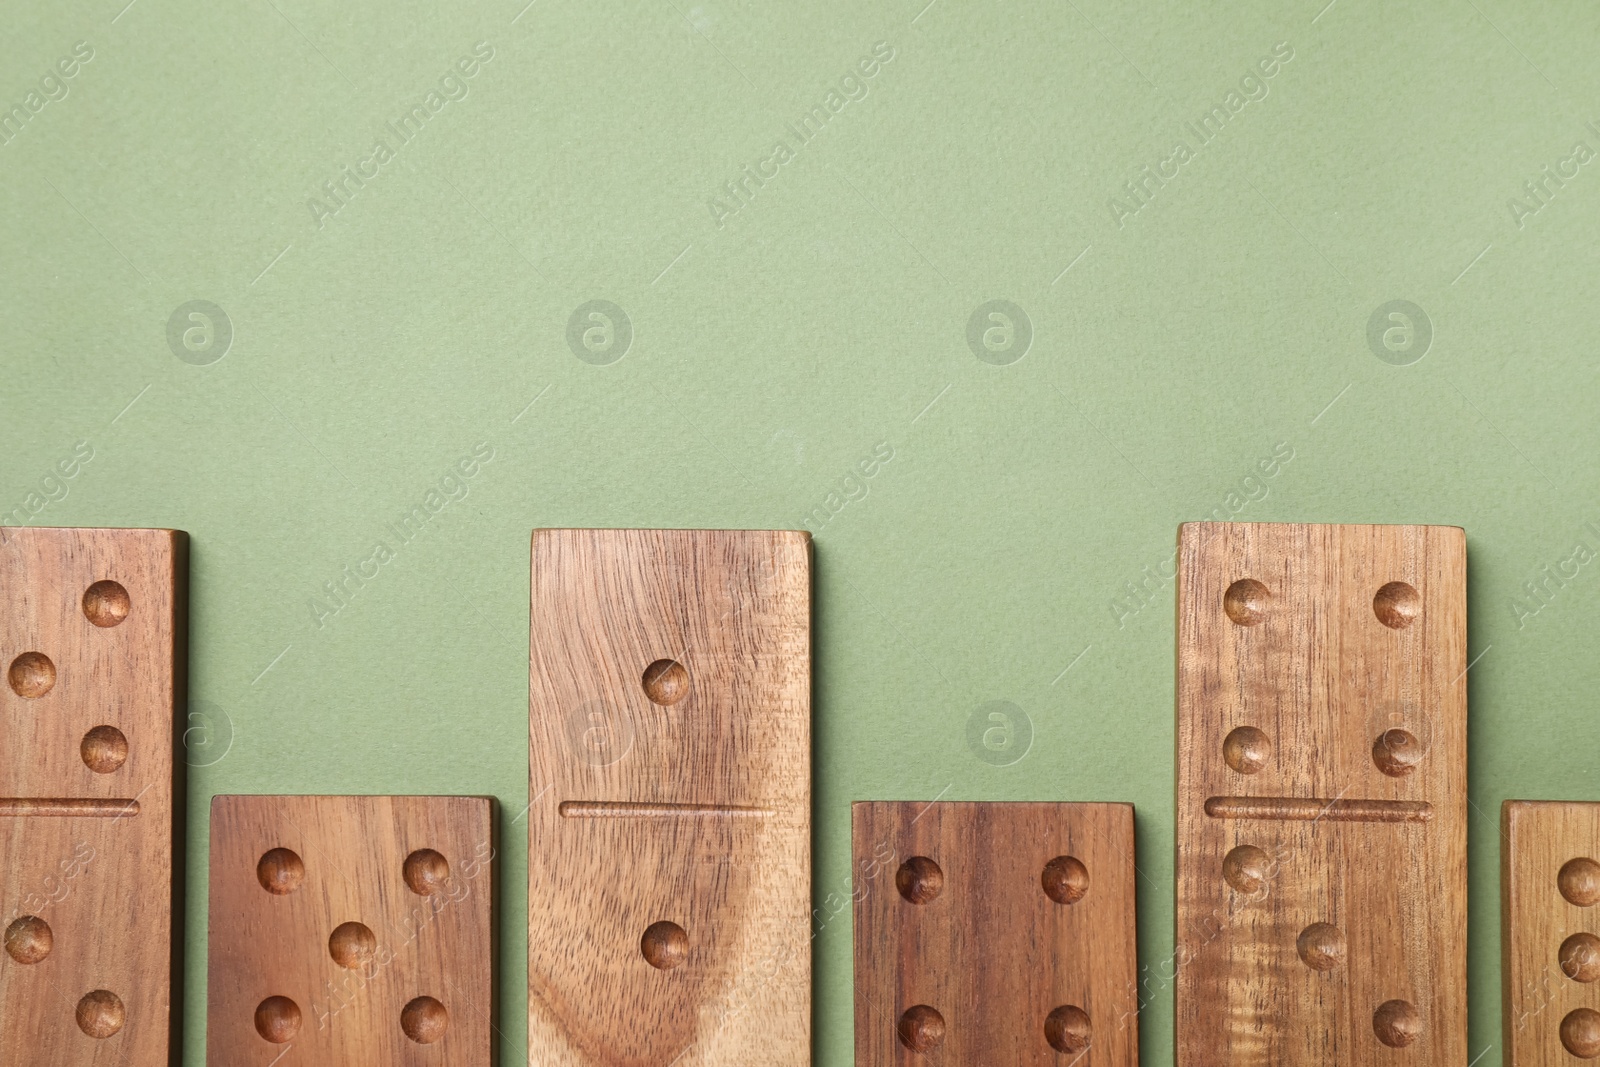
xmin=1175 ymin=522 xmax=1467 ymax=1065
xmin=1502 ymin=801 xmax=1600 ymax=1065
xmin=852 ymin=801 xmax=1139 ymax=1067
xmin=0 ymin=527 xmax=186 ymax=1065
xmin=206 ymin=795 xmax=495 ymax=1065
xmin=527 ymin=528 xmax=811 ymax=1067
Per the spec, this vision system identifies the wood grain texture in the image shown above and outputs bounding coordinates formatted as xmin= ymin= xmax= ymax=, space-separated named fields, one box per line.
xmin=852 ymin=801 xmax=1139 ymax=1067
xmin=0 ymin=527 xmax=186 ymax=1067
xmin=207 ymin=795 xmax=495 ymax=1066
xmin=528 ymin=529 xmax=811 ymax=1067
xmin=1175 ymin=522 xmax=1467 ymax=1066
xmin=1501 ymin=801 xmax=1600 ymax=1065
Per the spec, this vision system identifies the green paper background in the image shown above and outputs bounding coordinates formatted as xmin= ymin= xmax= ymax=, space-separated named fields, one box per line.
xmin=3 ymin=0 xmax=1598 ymax=1062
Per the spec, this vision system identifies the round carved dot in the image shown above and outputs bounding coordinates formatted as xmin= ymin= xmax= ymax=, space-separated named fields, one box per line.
xmin=1564 ymin=1008 xmax=1600 ymax=1058
xmin=256 ymin=848 xmax=305 ymax=895
xmin=1561 ymin=858 xmax=1600 ymax=906
xmin=642 ymin=659 xmax=690 ymax=706
xmin=8 ymin=652 xmax=55 ymax=698
xmin=403 ymin=849 xmax=451 ymax=896
xmin=82 ymin=580 xmax=131 ymax=628
xmin=1296 ymin=922 xmax=1344 ymax=971
xmin=77 ymin=990 xmax=125 ymax=1039
xmin=641 ymin=920 xmax=688 ymax=969
xmin=401 ymin=996 xmax=449 ymax=1044
xmin=896 ymin=856 xmax=944 ymax=904
xmin=1373 ymin=999 xmax=1421 ymax=1048
xmin=897 ymin=1005 xmax=945 ymax=1052
xmin=1373 ymin=581 xmax=1421 ymax=629
xmin=1223 ymin=726 xmax=1271 ymax=774
xmin=1045 ymin=1004 xmax=1092 ymax=1053
xmin=1222 ymin=844 xmax=1272 ymax=895
xmin=1562 ymin=933 xmax=1600 ymax=983
xmin=4 ymin=916 xmax=52 ymax=964
xmin=329 ymin=922 xmax=377 ymax=970
xmin=254 ymin=996 xmax=301 ymax=1044
xmin=1372 ymin=728 xmax=1424 ymax=777
xmin=81 ymin=725 xmax=129 ymax=774
xmin=1042 ymin=855 xmax=1089 ymax=905
xmin=1223 ymin=579 xmax=1271 ymax=626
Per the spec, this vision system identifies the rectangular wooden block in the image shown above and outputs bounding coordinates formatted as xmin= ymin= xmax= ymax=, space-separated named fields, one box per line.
xmin=852 ymin=801 xmax=1139 ymax=1067
xmin=528 ymin=528 xmax=811 ymax=1067
xmin=1175 ymin=522 xmax=1467 ymax=1065
xmin=206 ymin=795 xmax=495 ymax=1066
xmin=1502 ymin=801 xmax=1600 ymax=1065
xmin=0 ymin=527 xmax=186 ymax=1066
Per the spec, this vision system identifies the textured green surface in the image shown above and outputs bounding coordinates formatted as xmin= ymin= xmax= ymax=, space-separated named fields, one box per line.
xmin=2 ymin=0 xmax=1598 ymax=1062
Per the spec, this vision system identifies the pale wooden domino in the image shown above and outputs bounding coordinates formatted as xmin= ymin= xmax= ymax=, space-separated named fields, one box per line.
xmin=1175 ymin=522 xmax=1467 ymax=1065
xmin=1502 ymin=801 xmax=1600 ymax=1065
xmin=0 ymin=527 xmax=186 ymax=1063
xmin=206 ymin=794 xmax=495 ymax=1065
xmin=852 ymin=801 xmax=1139 ymax=1067
xmin=528 ymin=529 xmax=811 ymax=1067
